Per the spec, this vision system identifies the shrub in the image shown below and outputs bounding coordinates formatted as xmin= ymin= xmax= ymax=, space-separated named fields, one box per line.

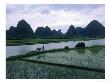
xmin=75 ymin=42 xmax=85 ymax=48
xmin=64 ymin=46 xmax=69 ymax=49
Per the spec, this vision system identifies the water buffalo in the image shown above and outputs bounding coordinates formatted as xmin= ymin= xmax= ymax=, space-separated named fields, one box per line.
xmin=36 ymin=46 xmax=45 ymax=51
xmin=36 ymin=48 xmax=42 ymax=51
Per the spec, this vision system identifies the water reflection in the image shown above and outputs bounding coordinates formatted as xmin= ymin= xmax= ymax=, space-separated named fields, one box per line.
xmin=75 ymin=47 xmax=104 ymax=54
xmin=87 ymin=47 xmax=104 ymax=54
xmin=75 ymin=48 xmax=86 ymax=54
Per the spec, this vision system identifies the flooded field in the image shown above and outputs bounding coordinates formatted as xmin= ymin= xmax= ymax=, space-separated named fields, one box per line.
xmin=6 ymin=46 xmax=105 ymax=79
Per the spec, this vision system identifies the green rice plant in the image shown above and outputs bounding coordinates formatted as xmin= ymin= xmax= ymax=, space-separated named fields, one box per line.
xmin=24 ymin=46 xmax=105 ymax=70
xmin=6 ymin=60 xmax=104 ymax=79
xmin=6 ymin=46 xmax=105 ymax=79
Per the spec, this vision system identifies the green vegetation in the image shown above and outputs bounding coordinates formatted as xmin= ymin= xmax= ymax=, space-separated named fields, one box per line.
xmin=6 ymin=60 xmax=104 ymax=79
xmin=6 ymin=36 xmax=104 ymax=46
xmin=6 ymin=39 xmax=70 ymax=46
xmin=6 ymin=46 xmax=105 ymax=79
xmin=23 ymin=46 xmax=105 ymax=70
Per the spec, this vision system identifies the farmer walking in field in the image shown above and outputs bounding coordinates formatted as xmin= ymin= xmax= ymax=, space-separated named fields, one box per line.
xmin=42 ymin=45 xmax=44 ymax=50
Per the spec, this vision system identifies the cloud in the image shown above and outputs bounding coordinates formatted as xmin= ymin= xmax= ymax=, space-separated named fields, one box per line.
xmin=6 ymin=4 xmax=105 ymax=33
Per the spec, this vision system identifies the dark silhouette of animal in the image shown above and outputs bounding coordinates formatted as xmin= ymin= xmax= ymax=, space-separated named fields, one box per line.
xmin=75 ymin=42 xmax=85 ymax=48
xmin=36 ymin=45 xmax=45 ymax=51
xmin=36 ymin=48 xmax=42 ymax=51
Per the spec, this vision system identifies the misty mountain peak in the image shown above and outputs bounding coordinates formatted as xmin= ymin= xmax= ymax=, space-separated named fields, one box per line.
xmin=87 ymin=20 xmax=104 ymax=28
xmin=6 ymin=19 xmax=105 ymax=39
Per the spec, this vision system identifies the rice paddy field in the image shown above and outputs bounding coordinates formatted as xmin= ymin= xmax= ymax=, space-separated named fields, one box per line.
xmin=6 ymin=46 xmax=105 ymax=79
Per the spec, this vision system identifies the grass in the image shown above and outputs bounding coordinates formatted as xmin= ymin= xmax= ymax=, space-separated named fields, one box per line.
xmin=6 ymin=39 xmax=71 ymax=46
xmin=6 ymin=37 xmax=105 ymax=46
xmin=23 ymin=46 xmax=105 ymax=70
xmin=6 ymin=60 xmax=104 ymax=79
xmin=6 ymin=46 xmax=105 ymax=79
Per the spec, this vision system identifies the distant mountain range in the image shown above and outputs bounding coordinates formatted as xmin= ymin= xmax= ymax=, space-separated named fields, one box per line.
xmin=6 ymin=19 xmax=105 ymax=39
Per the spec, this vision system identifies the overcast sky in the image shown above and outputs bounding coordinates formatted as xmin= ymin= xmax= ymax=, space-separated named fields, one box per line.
xmin=6 ymin=4 xmax=105 ymax=33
